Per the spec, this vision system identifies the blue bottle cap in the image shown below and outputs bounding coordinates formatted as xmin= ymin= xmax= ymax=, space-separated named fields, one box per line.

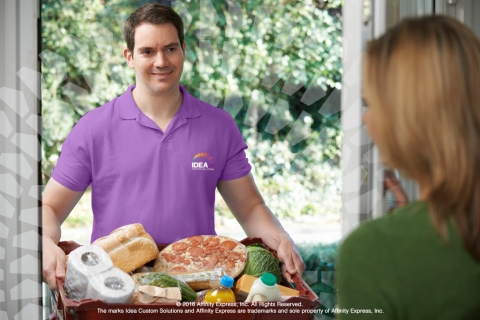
xmin=220 ymin=275 xmax=234 ymax=288
xmin=260 ymin=273 xmax=277 ymax=286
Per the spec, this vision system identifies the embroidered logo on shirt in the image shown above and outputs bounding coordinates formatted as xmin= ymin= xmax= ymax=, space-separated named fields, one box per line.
xmin=192 ymin=152 xmax=214 ymax=170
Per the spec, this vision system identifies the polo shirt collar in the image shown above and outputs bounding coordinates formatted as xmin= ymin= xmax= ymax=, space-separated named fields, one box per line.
xmin=177 ymin=85 xmax=201 ymax=119
xmin=118 ymin=84 xmax=201 ymax=120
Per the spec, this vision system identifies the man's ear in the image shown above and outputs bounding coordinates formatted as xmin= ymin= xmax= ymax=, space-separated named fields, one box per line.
xmin=182 ymin=41 xmax=187 ymax=55
xmin=124 ymin=48 xmax=134 ymax=68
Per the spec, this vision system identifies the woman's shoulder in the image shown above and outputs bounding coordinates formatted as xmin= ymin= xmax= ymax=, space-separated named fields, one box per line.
xmin=340 ymin=201 xmax=430 ymax=252
xmin=371 ymin=200 xmax=429 ymax=230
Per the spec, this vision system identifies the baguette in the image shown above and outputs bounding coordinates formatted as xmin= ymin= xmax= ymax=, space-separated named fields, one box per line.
xmin=92 ymin=223 xmax=158 ymax=273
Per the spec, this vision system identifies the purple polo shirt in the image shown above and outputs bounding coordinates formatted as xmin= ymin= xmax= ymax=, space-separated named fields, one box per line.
xmin=52 ymin=85 xmax=251 ymax=244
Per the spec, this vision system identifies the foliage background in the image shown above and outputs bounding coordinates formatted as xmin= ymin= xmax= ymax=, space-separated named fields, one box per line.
xmin=41 ymin=0 xmax=343 ymax=221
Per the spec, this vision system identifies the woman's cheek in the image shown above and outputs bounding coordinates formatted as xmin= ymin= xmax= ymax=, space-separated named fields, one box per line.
xmin=363 ymin=109 xmax=378 ymax=144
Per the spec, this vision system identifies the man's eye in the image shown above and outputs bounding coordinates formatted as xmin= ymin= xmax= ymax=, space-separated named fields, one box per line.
xmin=143 ymin=50 xmax=152 ymax=54
xmin=167 ymin=47 xmax=176 ymax=52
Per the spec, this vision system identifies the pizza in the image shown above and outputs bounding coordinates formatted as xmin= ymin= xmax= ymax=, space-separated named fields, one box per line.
xmin=153 ymin=235 xmax=248 ymax=278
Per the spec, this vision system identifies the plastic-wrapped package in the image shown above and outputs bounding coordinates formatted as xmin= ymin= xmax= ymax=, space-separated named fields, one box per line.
xmin=64 ymin=245 xmax=135 ymax=304
xmin=91 ymin=223 xmax=159 ymax=273
xmin=135 ymin=272 xmax=198 ymax=302
xmin=132 ymin=285 xmax=182 ymax=304
xmin=64 ymin=245 xmax=113 ymax=301
xmin=84 ymin=268 xmax=135 ymax=303
xmin=170 ymin=268 xmax=224 ymax=290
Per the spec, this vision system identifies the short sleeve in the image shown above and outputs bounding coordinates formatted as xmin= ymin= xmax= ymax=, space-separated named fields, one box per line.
xmin=336 ymin=222 xmax=398 ymax=320
xmin=218 ymin=116 xmax=251 ymax=181
xmin=51 ymin=117 xmax=92 ymax=191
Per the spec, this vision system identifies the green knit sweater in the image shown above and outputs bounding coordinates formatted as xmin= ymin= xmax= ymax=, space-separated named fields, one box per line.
xmin=336 ymin=201 xmax=480 ymax=319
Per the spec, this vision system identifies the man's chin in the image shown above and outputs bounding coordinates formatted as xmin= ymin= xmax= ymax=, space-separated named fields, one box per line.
xmin=149 ymin=84 xmax=178 ymax=95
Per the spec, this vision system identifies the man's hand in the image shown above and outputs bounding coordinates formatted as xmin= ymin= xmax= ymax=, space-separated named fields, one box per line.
xmin=42 ymin=178 xmax=84 ymax=290
xmin=275 ymin=237 xmax=306 ymax=282
xmin=42 ymin=237 xmax=66 ymax=290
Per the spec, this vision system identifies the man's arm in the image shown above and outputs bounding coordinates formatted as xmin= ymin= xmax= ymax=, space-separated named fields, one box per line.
xmin=42 ymin=178 xmax=84 ymax=290
xmin=217 ymin=173 xmax=305 ymax=282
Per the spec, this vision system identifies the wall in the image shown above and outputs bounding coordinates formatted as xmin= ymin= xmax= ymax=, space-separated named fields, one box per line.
xmin=0 ymin=0 xmax=43 ymax=319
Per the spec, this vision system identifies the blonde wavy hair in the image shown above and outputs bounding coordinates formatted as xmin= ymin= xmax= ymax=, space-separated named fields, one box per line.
xmin=363 ymin=15 xmax=480 ymax=262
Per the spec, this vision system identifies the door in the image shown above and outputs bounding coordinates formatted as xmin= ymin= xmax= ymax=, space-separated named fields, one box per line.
xmin=341 ymin=0 xmax=480 ymax=237
xmin=435 ymin=0 xmax=480 ymax=37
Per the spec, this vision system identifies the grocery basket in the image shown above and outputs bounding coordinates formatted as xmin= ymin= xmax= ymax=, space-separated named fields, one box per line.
xmin=50 ymin=238 xmax=321 ymax=320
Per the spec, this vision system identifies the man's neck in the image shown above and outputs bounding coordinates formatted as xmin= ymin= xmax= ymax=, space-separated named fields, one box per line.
xmin=132 ymin=85 xmax=183 ymax=123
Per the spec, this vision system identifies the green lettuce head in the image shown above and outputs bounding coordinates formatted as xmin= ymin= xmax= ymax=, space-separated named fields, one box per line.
xmin=241 ymin=244 xmax=282 ymax=284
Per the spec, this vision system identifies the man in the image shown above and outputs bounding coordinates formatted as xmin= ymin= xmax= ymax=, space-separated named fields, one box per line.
xmin=42 ymin=4 xmax=305 ymax=290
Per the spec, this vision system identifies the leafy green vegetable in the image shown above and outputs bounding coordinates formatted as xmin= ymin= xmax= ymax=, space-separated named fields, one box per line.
xmin=241 ymin=245 xmax=282 ymax=284
xmin=138 ymin=272 xmax=197 ymax=302
xmin=247 ymin=243 xmax=265 ymax=249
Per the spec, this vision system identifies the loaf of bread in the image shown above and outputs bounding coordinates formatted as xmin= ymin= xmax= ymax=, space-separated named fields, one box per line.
xmin=92 ymin=223 xmax=158 ymax=273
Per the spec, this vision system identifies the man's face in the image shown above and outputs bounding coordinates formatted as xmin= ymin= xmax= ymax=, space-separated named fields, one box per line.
xmin=124 ymin=23 xmax=186 ymax=96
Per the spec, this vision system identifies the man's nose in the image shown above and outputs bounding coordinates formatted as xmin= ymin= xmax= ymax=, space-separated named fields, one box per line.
xmin=154 ymin=52 xmax=168 ymax=67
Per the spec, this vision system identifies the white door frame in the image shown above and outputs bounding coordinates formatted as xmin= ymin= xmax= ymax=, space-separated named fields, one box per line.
xmin=0 ymin=0 xmax=42 ymax=319
xmin=341 ymin=0 xmax=386 ymax=237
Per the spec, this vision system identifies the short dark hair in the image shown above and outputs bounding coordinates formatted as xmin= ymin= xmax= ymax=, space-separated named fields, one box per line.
xmin=124 ymin=4 xmax=184 ymax=54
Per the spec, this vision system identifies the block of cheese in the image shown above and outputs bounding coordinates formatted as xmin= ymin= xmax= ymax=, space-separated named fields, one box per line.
xmin=92 ymin=223 xmax=158 ymax=273
xmin=234 ymin=274 xmax=300 ymax=302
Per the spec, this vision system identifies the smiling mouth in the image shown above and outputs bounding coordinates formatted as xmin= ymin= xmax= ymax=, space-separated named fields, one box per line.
xmin=151 ymin=70 xmax=173 ymax=77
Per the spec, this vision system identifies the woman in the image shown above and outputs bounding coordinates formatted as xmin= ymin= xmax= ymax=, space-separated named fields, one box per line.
xmin=336 ymin=15 xmax=480 ymax=319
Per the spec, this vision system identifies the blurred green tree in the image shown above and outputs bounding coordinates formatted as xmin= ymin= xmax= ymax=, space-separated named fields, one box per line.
xmin=41 ymin=0 xmax=138 ymax=178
